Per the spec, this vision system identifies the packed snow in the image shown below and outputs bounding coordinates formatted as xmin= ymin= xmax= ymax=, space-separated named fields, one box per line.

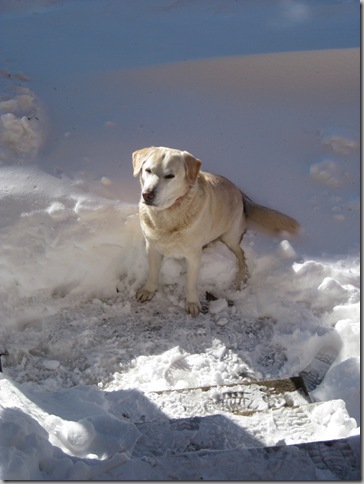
xmin=0 ymin=0 xmax=360 ymax=480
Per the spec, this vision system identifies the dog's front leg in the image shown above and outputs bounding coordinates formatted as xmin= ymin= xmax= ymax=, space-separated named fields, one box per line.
xmin=185 ymin=251 xmax=202 ymax=317
xmin=136 ymin=242 xmax=162 ymax=303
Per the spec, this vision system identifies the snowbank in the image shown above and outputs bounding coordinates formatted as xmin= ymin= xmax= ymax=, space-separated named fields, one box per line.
xmin=0 ymin=157 xmax=359 ymax=478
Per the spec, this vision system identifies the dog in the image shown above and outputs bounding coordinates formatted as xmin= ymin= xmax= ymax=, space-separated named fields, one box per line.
xmin=132 ymin=146 xmax=299 ymax=316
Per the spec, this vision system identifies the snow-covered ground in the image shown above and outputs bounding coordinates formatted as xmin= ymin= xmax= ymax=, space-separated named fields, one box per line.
xmin=0 ymin=0 xmax=360 ymax=480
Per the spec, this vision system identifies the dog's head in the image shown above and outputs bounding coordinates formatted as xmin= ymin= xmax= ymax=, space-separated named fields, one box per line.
xmin=132 ymin=146 xmax=201 ymax=209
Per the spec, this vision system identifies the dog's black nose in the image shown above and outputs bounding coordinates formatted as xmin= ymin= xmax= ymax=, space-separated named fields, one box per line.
xmin=142 ymin=190 xmax=155 ymax=203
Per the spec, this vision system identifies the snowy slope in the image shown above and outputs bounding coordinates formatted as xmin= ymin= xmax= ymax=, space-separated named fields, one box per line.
xmin=0 ymin=0 xmax=360 ymax=480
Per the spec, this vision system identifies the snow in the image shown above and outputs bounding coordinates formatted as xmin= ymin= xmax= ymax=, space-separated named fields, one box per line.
xmin=0 ymin=0 xmax=360 ymax=480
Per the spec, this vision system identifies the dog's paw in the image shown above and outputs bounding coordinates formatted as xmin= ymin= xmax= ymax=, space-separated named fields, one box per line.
xmin=136 ymin=287 xmax=156 ymax=303
xmin=186 ymin=301 xmax=201 ymax=317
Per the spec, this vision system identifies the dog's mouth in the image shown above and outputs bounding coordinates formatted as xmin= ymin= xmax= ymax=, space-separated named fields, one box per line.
xmin=142 ymin=199 xmax=155 ymax=206
xmin=142 ymin=191 xmax=191 ymax=210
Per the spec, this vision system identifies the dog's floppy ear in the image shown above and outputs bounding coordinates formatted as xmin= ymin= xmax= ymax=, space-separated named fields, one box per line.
xmin=132 ymin=147 xmax=155 ymax=177
xmin=183 ymin=151 xmax=201 ymax=184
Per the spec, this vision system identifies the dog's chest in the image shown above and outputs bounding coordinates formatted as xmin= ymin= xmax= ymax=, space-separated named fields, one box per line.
xmin=140 ymin=209 xmax=200 ymax=256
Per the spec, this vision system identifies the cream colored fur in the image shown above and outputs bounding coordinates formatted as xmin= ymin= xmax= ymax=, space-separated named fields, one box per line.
xmin=133 ymin=146 xmax=299 ymax=316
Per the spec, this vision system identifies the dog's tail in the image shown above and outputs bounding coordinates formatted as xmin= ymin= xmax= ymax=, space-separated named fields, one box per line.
xmin=242 ymin=193 xmax=300 ymax=235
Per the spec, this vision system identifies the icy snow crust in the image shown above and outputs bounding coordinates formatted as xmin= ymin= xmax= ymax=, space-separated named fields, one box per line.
xmin=0 ymin=0 xmax=360 ymax=480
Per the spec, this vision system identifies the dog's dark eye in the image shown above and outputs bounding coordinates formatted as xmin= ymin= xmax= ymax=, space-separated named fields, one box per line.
xmin=145 ymin=168 xmax=152 ymax=174
xmin=165 ymin=174 xmax=175 ymax=179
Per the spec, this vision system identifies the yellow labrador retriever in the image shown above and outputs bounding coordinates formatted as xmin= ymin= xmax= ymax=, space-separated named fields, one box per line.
xmin=133 ymin=146 xmax=299 ymax=316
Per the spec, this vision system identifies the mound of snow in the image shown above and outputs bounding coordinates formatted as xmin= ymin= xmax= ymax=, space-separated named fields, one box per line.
xmin=0 ymin=86 xmax=47 ymax=163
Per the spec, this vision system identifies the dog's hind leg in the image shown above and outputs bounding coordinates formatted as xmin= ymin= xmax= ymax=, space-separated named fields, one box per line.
xmin=220 ymin=226 xmax=249 ymax=289
xmin=226 ymin=240 xmax=249 ymax=288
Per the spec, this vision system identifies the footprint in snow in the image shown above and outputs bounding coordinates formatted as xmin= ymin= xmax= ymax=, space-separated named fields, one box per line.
xmin=299 ymin=346 xmax=339 ymax=392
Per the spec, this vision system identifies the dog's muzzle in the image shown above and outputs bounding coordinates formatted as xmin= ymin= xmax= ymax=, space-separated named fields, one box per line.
xmin=142 ymin=190 xmax=156 ymax=205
